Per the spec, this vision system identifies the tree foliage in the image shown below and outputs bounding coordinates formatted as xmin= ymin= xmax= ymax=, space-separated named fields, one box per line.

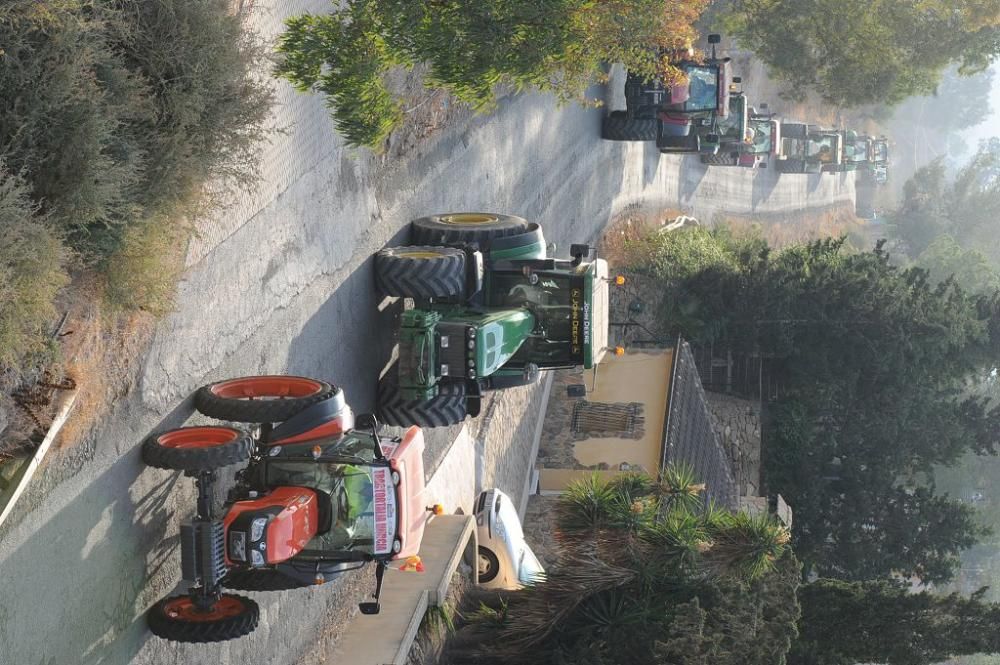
xmin=790 ymin=579 xmax=1000 ymax=665
xmin=727 ymin=0 xmax=1000 ymax=107
xmin=276 ymin=0 xmax=708 ymax=147
xmin=444 ymin=471 xmax=799 ymax=665
xmin=626 ymin=227 xmax=1000 ymax=583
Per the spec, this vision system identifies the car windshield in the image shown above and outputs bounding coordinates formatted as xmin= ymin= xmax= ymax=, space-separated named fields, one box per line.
xmin=517 ymin=547 xmax=545 ymax=586
xmin=681 ymin=66 xmax=719 ymax=112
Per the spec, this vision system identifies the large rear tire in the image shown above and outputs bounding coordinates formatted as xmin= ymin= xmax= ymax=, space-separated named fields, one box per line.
xmin=222 ymin=569 xmax=311 ymax=592
xmin=147 ymin=594 xmax=259 ymax=643
xmin=601 ymin=112 xmax=657 ymax=141
xmin=377 ymin=378 xmax=468 ymax=428
xmin=195 ymin=376 xmax=338 ymax=423
xmin=410 ymin=212 xmax=530 ymax=247
xmin=374 ymin=246 xmax=466 ymax=298
xmin=142 ymin=426 xmax=253 ymax=472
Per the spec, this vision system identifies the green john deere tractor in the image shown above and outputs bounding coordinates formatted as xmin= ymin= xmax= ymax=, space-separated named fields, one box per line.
xmin=374 ymin=212 xmax=612 ymax=428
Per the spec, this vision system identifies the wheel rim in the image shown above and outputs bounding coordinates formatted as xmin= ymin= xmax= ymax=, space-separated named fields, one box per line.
xmin=157 ymin=427 xmax=240 ymax=449
xmin=437 ymin=213 xmax=498 ymax=226
xmin=210 ymin=376 xmax=324 ymax=400
xmin=394 ymin=249 xmax=448 ymax=260
xmin=478 ymin=553 xmax=494 ymax=577
xmin=162 ymin=596 xmax=247 ymax=622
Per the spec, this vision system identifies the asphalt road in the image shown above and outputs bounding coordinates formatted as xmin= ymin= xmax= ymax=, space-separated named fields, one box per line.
xmin=0 ymin=4 xmax=854 ymax=663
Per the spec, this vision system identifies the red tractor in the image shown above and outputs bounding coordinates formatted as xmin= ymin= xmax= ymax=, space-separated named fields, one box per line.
xmin=142 ymin=375 xmax=433 ymax=643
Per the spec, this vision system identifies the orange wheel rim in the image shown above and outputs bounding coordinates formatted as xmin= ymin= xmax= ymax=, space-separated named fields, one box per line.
xmin=162 ymin=596 xmax=246 ymax=622
xmin=210 ymin=376 xmax=324 ymax=400
xmin=157 ymin=427 xmax=240 ymax=449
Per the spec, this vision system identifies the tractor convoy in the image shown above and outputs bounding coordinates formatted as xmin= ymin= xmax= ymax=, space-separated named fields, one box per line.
xmin=130 ymin=33 xmax=891 ymax=652
xmin=603 ymin=34 xmax=890 ymax=183
xmin=142 ymin=211 xmax=619 ymax=643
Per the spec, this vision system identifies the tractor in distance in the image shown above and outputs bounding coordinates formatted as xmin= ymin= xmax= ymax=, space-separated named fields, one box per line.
xmin=142 ymin=375 xmax=435 ymax=643
xmin=822 ymin=129 xmax=864 ymax=173
xmin=700 ymin=100 xmax=782 ymax=168
xmin=868 ymin=137 xmax=889 ymax=184
xmin=601 ymin=34 xmax=735 ymax=156
xmin=374 ymin=212 xmax=621 ymax=428
xmin=773 ymin=122 xmax=844 ymax=174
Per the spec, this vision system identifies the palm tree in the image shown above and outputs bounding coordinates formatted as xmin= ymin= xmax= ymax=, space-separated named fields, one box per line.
xmin=445 ymin=468 xmax=795 ymax=665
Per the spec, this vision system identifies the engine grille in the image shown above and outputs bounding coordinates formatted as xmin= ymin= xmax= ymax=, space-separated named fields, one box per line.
xmin=437 ymin=322 xmax=474 ymax=379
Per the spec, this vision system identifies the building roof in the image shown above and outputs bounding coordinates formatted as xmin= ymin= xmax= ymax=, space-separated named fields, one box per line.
xmin=661 ymin=340 xmax=738 ymax=510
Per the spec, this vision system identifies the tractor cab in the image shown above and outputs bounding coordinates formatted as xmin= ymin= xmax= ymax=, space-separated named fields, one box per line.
xmin=656 ymin=56 xmax=733 ymax=154
xmin=224 ymin=420 xmax=428 ymax=584
xmin=870 ymin=138 xmax=889 ymax=166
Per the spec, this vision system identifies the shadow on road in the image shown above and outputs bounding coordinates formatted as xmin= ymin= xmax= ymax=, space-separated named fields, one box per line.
xmin=643 ymin=141 xmax=662 ymax=186
xmin=678 ymin=156 xmax=710 ymax=205
xmin=751 ymin=169 xmax=781 ymax=210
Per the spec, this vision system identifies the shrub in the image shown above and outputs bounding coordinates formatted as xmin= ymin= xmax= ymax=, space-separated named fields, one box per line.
xmin=277 ymin=0 xmax=709 ymax=148
xmin=0 ymin=168 xmax=70 ymax=374
xmin=0 ymin=0 xmax=273 ymax=376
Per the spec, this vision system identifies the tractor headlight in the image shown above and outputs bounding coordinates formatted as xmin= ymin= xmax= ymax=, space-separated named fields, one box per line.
xmin=251 ymin=550 xmax=265 ymax=567
xmin=250 ymin=517 xmax=268 ymax=542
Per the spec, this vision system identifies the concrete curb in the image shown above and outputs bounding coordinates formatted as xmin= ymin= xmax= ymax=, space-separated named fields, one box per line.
xmin=0 ymin=389 xmax=78 ymax=530
xmin=519 ymin=373 xmax=553 ymax=521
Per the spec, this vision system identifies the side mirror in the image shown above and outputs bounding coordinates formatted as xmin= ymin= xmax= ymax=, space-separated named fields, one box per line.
xmin=760 ymin=102 xmax=769 ymax=110
xmin=359 ymin=562 xmax=386 ymax=615
xmin=705 ymin=134 xmax=720 ymax=143
xmin=359 ymin=602 xmax=381 ymax=615
xmin=732 ymin=76 xmax=742 ymax=84
xmin=569 ymin=243 xmax=590 ymax=263
xmin=567 ymin=384 xmax=587 ymax=398
xmin=759 ymin=162 xmax=768 ymax=169
xmin=708 ymin=34 xmax=722 ymax=44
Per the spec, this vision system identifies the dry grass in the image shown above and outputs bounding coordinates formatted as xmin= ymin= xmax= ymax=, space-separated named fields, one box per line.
xmin=54 ymin=275 xmax=157 ymax=448
xmin=715 ymin=203 xmax=865 ymax=248
xmin=599 ymin=208 xmax=685 ymax=266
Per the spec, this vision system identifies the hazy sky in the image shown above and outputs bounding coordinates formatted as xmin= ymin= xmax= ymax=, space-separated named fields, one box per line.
xmin=962 ymin=63 xmax=1000 ymax=147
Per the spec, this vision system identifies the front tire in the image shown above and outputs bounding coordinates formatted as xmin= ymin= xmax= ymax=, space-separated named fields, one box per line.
xmin=195 ymin=375 xmax=338 ymax=423
xmin=410 ymin=212 xmax=530 ymax=247
xmin=601 ymin=112 xmax=657 ymax=141
xmin=374 ymin=246 xmax=466 ymax=298
xmin=142 ymin=426 xmax=253 ymax=472
xmin=377 ymin=378 xmax=469 ymax=428
xmin=477 ymin=546 xmax=501 ymax=584
xmin=147 ymin=594 xmax=259 ymax=643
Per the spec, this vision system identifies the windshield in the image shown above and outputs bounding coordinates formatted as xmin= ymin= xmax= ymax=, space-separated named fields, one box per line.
xmin=747 ymin=119 xmax=773 ymax=154
xmin=714 ymin=95 xmax=747 ymax=141
xmin=806 ymin=135 xmax=838 ymax=163
xmin=681 ymin=65 xmax=719 ymax=112
xmin=846 ymin=139 xmax=868 ymax=163
xmin=492 ymin=270 xmax=581 ymax=368
xmin=873 ymin=141 xmax=888 ymax=162
xmin=263 ymin=434 xmax=396 ymax=555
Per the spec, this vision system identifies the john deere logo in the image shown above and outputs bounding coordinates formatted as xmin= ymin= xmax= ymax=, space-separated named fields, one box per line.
xmin=570 ymin=287 xmax=582 ymax=354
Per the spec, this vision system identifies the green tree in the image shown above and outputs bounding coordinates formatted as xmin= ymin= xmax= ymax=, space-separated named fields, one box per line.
xmin=727 ymin=0 xmax=1000 ymax=107
xmin=917 ymin=235 xmax=1000 ymax=294
xmin=276 ymin=0 xmax=708 ymax=147
xmin=790 ymin=580 xmax=1000 ymax=665
xmin=444 ymin=470 xmax=798 ymax=665
xmin=626 ymin=228 xmax=1000 ymax=581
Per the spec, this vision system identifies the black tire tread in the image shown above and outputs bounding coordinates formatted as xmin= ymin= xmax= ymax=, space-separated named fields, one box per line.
xmin=222 ymin=569 xmax=311 ymax=592
xmin=142 ymin=427 xmax=253 ymax=472
xmin=377 ymin=379 xmax=468 ymax=428
xmin=700 ymin=152 xmax=740 ymax=166
xmin=410 ymin=213 xmax=531 ymax=247
xmin=601 ymin=114 xmax=657 ymax=141
xmin=374 ymin=246 xmax=466 ymax=298
xmin=195 ymin=378 xmax=338 ymax=423
xmin=147 ymin=594 xmax=259 ymax=643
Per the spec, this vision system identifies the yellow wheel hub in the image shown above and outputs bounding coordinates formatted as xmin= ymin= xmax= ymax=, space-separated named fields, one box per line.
xmin=438 ymin=213 xmax=497 ymax=226
xmin=398 ymin=249 xmax=445 ymax=259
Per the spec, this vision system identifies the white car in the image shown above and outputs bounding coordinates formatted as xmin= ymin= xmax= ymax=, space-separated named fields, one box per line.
xmin=474 ymin=488 xmax=545 ymax=589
